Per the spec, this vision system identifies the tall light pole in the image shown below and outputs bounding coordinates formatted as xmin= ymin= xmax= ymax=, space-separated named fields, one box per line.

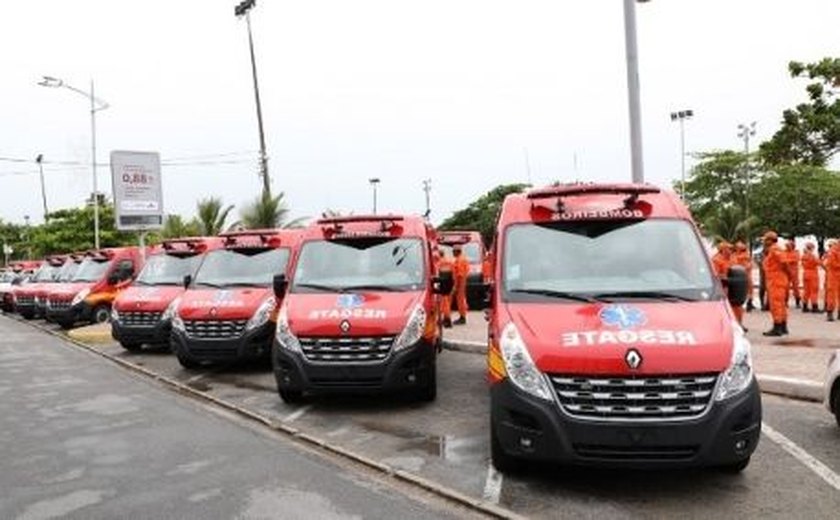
xmin=738 ymin=122 xmax=757 ymax=257
xmin=38 ymin=76 xmax=108 ymax=249
xmin=422 ymin=179 xmax=432 ymax=219
xmin=624 ymin=0 xmax=650 ymax=183
xmin=369 ymin=178 xmax=381 ymax=215
xmin=35 ymin=154 xmax=49 ymax=221
xmin=670 ymin=109 xmax=694 ymax=198
xmin=235 ymin=0 xmax=271 ymax=197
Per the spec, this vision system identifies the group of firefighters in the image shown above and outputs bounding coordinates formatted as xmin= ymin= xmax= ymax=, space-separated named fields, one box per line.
xmin=436 ymin=244 xmax=470 ymax=328
xmin=713 ymin=231 xmax=840 ymax=337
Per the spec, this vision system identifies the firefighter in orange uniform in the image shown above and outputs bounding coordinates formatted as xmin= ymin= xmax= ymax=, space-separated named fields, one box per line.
xmin=712 ymin=242 xmax=744 ymax=327
xmin=452 ymin=244 xmax=470 ymax=325
xmin=800 ymin=242 xmax=820 ymax=313
xmin=436 ymin=247 xmax=454 ymax=328
xmin=783 ymin=240 xmax=802 ymax=308
xmin=825 ymin=240 xmax=840 ymax=322
xmin=762 ymin=231 xmax=789 ymax=336
xmin=733 ymin=241 xmax=754 ymax=311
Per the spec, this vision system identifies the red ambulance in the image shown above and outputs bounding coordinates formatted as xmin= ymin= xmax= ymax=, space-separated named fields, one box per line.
xmin=170 ymin=230 xmax=301 ymax=368
xmin=45 ymin=247 xmax=145 ymax=329
xmin=111 ymin=237 xmax=224 ymax=352
xmin=271 ymin=215 xmax=452 ymax=403
xmin=13 ymin=255 xmax=69 ymax=319
xmin=487 ymin=184 xmax=759 ymax=473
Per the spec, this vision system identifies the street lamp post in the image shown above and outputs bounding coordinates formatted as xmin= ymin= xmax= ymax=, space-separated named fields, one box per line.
xmin=37 ymin=76 xmax=109 ymax=249
xmin=670 ymin=110 xmax=694 ymax=198
xmin=737 ymin=122 xmax=757 ymax=220
xmin=235 ymin=0 xmax=271 ymax=196
xmin=624 ymin=0 xmax=650 ymax=184
xmin=422 ymin=179 xmax=432 ymax=219
xmin=369 ymin=178 xmax=381 ymax=215
xmin=35 ymin=154 xmax=49 ymax=221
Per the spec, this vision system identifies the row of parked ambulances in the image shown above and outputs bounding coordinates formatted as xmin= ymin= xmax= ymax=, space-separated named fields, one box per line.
xmin=2 ymin=183 xmax=765 ymax=474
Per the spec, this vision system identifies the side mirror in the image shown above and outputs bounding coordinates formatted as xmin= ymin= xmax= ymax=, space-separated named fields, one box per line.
xmin=107 ymin=273 xmax=120 ymax=285
xmin=725 ymin=265 xmax=748 ymax=306
xmin=183 ymin=274 xmax=193 ymax=289
xmin=273 ymin=274 xmax=289 ymax=299
xmin=433 ymin=271 xmax=454 ymax=295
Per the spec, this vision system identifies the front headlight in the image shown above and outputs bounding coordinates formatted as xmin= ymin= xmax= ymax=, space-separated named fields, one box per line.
xmin=274 ymin=304 xmax=301 ymax=353
xmin=246 ymin=296 xmax=276 ymax=331
xmin=111 ymin=307 xmax=120 ymax=323
xmin=499 ymin=322 xmax=552 ymax=401
xmin=393 ymin=305 xmax=426 ymax=351
xmin=71 ymin=288 xmax=91 ymax=306
xmin=716 ymin=324 xmax=754 ymax=401
xmin=162 ymin=297 xmax=181 ymax=322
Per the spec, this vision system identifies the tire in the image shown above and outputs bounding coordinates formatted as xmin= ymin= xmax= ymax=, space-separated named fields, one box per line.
xmin=718 ymin=456 xmax=751 ymax=474
xmin=278 ymin=389 xmax=304 ymax=404
xmin=59 ymin=320 xmax=75 ymax=330
xmin=491 ymin=422 xmax=522 ymax=474
xmin=832 ymin=383 xmax=840 ymax=428
xmin=21 ymin=311 xmax=35 ymax=320
xmin=120 ymin=342 xmax=143 ymax=352
xmin=176 ymin=349 xmax=202 ymax=369
xmin=91 ymin=304 xmax=111 ymax=325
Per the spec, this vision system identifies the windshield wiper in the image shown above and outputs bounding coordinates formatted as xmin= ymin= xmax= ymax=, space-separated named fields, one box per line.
xmin=294 ymin=282 xmax=342 ymax=292
xmin=194 ymin=281 xmax=224 ymax=289
xmin=593 ymin=290 xmax=698 ymax=302
xmin=340 ymin=284 xmax=401 ymax=292
xmin=509 ymin=288 xmax=598 ymax=303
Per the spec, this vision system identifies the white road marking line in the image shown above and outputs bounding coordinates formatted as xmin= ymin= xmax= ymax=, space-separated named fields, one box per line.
xmin=283 ymin=405 xmax=312 ymax=423
xmin=481 ymin=463 xmax=503 ymax=504
xmin=762 ymin=422 xmax=840 ymax=492
xmin=184 ymin=372 xmax=210 ymax=384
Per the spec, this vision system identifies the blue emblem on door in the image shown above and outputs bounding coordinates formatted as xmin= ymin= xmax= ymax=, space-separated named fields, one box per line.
xmin=599 ymin=305 xmax=646 ymax=330
xmin=337 ymin=294 xmax=365 ymax=309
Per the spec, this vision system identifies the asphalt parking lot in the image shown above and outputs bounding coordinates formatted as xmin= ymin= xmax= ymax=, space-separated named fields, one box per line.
xmin=4 ymin=313 xmax=840 ymax=519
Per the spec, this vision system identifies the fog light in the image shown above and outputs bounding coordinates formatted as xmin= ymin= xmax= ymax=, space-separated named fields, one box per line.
xmin=520 ymin=437 xmax=532 ymax=449
xmin=407 ymin=373 xmax=417 ymax=383
xmin=735 ymin=440 xmax=747 ymax=451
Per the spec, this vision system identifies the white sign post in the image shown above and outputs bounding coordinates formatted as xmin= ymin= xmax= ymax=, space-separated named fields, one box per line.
xmin=110 ymin=151 xmax=164 ymax=261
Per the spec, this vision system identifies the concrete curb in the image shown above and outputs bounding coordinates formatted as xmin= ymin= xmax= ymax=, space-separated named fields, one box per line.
xmin=4 ymin=315 xmax=523 ymax=520
xmin=444 ymin=339 xmax=826 ymax=404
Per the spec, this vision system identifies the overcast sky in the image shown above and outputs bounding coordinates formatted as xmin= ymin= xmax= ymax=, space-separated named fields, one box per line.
xmin=2 ymin=0 xmax=839 ymax=227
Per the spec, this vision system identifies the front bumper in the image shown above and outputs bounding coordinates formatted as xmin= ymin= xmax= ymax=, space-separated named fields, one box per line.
xmin=112 ymin=319 xmax=172 ymax=346
xmin=170 ymin=322 xmax=275 ymax=363
xmin=273 ymin=339 xmax=436 ymax=395
xmin=45 ymin=302 xmax=90 ymax=326
xmin=491 ymin=377 xmax=762 ymax=469
xmin=1 ymin=293 xmax=14 ymax=312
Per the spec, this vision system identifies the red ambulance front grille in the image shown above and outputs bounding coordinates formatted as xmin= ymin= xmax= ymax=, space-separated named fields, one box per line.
xmin=550 ymin=373 xmax=718 ymax=421
xmin=298 ymin=336 xmax=396 ymax=363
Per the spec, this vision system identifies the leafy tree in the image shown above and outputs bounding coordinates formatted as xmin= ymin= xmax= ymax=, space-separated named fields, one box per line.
xmin=161 ymin=214 xmax=201 ymax=239
xmin=0 ymin=219 xmax=27 ymax=263
xmin=28 ymin=203 xmax=137 ymax=257
xmin=439 ymin=183 xmax=529 ymax=245
xmin=700 ymin=207 xmax=758 ymax=244
xmin=196 ymin=197 xmax=234 ymax=235
xmin=761 ymin=58 xmax=840 ymax=166
xmin=680 ymin=150 xmax=758 ymax=226
xmin=238 ymin=192 xmax=307 ymax=230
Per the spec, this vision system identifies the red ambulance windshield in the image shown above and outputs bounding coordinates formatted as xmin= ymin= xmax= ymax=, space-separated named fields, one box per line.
xmin=503 ymin=219 xmax=716 ymax=301
xmin=32 ymin=264 xmax=59 ymax=282
xmin=292 ymin=237 xmax=425 ymax=292
xmin=135 ymin=254 xmax=203 ymax=286
xmin=72 ymin=258 xmax=111 ymax=283
xmin=56 ymin=260 xmax=81 ymax=282
xmin=193 ymin=248 xmax=289 ymax=288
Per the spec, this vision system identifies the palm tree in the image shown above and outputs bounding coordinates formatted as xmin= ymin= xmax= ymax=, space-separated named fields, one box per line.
xmin=702 ymin=206 xmax=759 ymax=244
xmin=239 ymin=192 xmax=307 ymax=230
xmin=196 ymin=197 xmax=234 ymax=235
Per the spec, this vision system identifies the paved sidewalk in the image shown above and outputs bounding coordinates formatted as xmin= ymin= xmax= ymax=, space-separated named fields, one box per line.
xmin=442 ymin=306 xmax=838 ymax=402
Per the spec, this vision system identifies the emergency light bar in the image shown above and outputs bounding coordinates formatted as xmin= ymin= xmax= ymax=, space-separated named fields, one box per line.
xmin=317 ymin=215 xmax=405 ymax=226
xmin=319 ymin=215 xmax=405 ymax=236
xmin=526 ymin=183 xmax=660 ymax=200
xmin=162 ymin=237 xmax=204 ymax=252
xmin=220 ymin=230 xmax=284 ymax=249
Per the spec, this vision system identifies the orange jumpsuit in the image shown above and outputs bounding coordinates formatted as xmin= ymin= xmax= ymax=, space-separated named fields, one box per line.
xmin=437 ymin=255 xmax=454 ymax=322
xmin=801 ymin=249 xmax=820 ymax=310
xmin=732 ymin=246 xmax=753 ymax=308
xmin=783 ymin=246 xmax=801 ymax=305
xmin=825 ymin=246 xmax=840 ymax=316
xmin=453 ymin=254 xmax=470 ymax=319
xmin=763 ymin=244 xmax=789 ymax=325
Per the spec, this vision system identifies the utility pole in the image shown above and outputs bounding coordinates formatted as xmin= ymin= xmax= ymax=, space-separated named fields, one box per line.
xmin=670 ymin=110 xmax=694 ymax=199
xmin=737 ymin=122 xmax=757 ymax=220
xmin=369 ymin=178 xmax=381 ymax=214
xmin=35 ymin=154 xmax=49 ymax=221
xmin=235 ymin=0 xmax=270 ymax=196
xmin=422 ymin=179 xmax=432 ymax=219
xmin=624 ymin=0 xmax=650 ymax=183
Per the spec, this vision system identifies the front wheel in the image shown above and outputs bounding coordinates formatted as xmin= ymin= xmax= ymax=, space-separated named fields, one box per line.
xmin=278 ymin=389 xmax=305 ymax=404
xmin=176 ymin=349 xmax=202 ymax=370
xmin=832 ymin=384 xmax=840 ymax=428
xmin=416 ymin=355 xmax=437 ymax=402
xmin=91 ymin=304 xmax=111 ymax=325
xmin=718 ymin=456 xmax=751 ymax=474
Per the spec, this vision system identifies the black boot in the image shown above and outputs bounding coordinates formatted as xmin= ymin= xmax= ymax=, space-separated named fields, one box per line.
xmin=814 ymin=304 xmax=821 ymax=313
xmin=442 ymin=317 xmax=452 ymax=328
xmin=763 ymin=323 xmax=785 ymax=337
xmin=828 ymin=311 xmax=835 ymax=322
xmin=803 ymin=304 xmax=810 ymax=313
xmin=746 ymin=300 xmax=755 ymax=313
xmin=795 ymin=298 xmax=801 ymax=309
xmin=781 ymin=322 xmax=789 ymax=335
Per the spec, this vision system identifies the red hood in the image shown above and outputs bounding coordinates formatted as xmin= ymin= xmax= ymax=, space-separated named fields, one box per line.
xmin=14 ymin=283 xmax=44 ymax=297
xmin=47 ymin=282 xmax=94 ymax=300
xmin=286 ymin=291 xmax=424 ymax=336
xmin=504 ymin=301 xmax=734 ymax=375
xmin=115 ymin=286 xmax=185 ymax=312
xmin=178 ymin=287 xmax=273 ymax=320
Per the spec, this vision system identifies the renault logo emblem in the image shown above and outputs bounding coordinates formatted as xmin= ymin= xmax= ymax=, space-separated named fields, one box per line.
xmin=625 ymin=349 xmax=642 ymax=370
xmin=340 ymin=320 xmax=351 ymax=333
xmin=209 ymin=307 xmax=217 ymax=317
